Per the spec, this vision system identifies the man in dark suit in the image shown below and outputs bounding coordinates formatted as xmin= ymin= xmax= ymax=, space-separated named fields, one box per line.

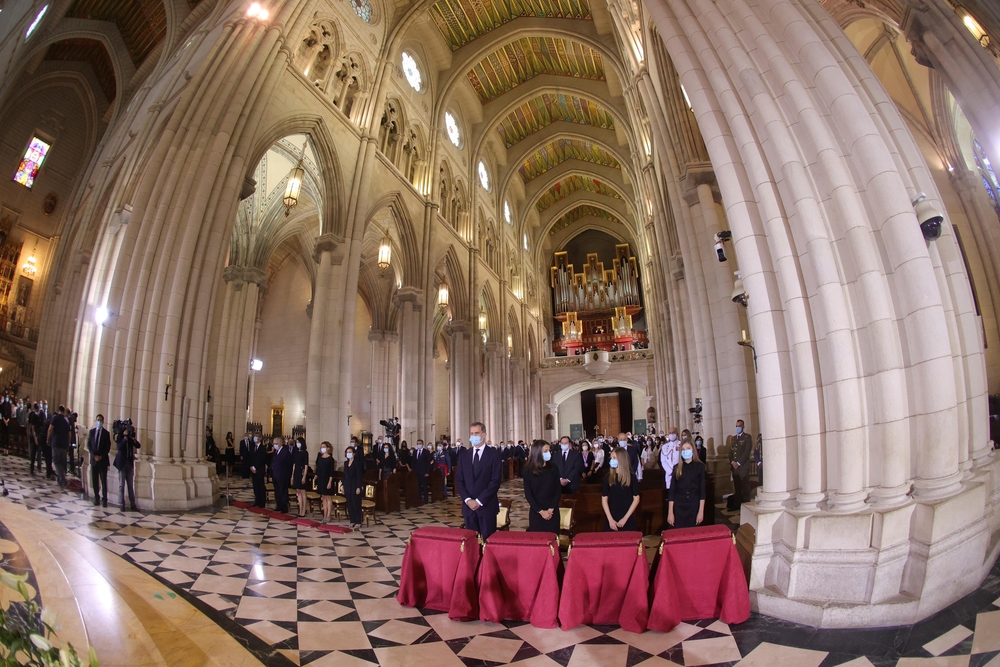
xmin=455 ymin=422 xmax=502 ymax=539
xmin=553 ymin=436 xmax=584 ymax=493
xmin=412 ymin=439 xmax=433 ymax=503
xmin=270 ymin=437 xmax=293 ymax=513
xmin=239 ymin=431 xmax=254 ymax=479
xmin=249 ymin=437 xmax=268 ymax=507
xmin=88 ymin=413 xmax=112 ymax=507
xmin=619 ymin=432 xmax=641 ymax=477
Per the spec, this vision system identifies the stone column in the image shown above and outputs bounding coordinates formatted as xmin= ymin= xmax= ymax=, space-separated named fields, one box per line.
xmin=394 ymin=287 xmax=423 ymax=442
xmin=446 ymin=320 xmax=472 ymax=435
xmin=212 ymin=266 xmax=266 ymax=445
xmin=368 ymin=330 xmax=398 ymax=433
xmin=483 ymin=342 xmax=503 ymax=439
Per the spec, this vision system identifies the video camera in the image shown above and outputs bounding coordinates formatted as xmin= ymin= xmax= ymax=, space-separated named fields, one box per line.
xmin=113 ymin=418 xmax=134 ymax=442
xmin=688 ymin=398 xmax=703 ymax=425
xmin=378 ymin=417 xmax=400 ymax=437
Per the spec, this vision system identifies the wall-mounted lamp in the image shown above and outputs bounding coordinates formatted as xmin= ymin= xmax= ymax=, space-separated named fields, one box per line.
xmin=738 ymin=329 xmax=757 ymax=373
xmin=246 ymin=2 xmax=269 ymax=20
xmin=95 ymin=306 xmax=110 ymax=326
xmin=250 ymin=359 xmax=263 ymax=371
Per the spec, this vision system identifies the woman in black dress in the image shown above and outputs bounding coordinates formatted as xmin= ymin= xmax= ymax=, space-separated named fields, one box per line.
xmin=377 ymin=442 xmax=397 ymax=480
xmin=523 ymin=439 xmax=561 ymax=533
xmin=668 ymin=441 xmax=706 ymax=528
xmin=224 ymin=432 xmax=235 ymax=478
xmin=292 ymin=437 xmax=310 ymax=516
xmin=580 ymin=441 xmax=595 ymax=483
xmin=342 ymin=445 xmax=364 ymax=529
xmin=315 ymin=442 xmax=335 ymax=523
xmin=602 ymin=447 xmax=641 ymax=531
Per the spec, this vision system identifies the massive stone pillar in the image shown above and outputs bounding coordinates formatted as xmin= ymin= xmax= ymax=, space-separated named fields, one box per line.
xmin=645 ymin=0 xmax=997 ymax=626
xmin=368 ymin=330 xmax=398 ymax=432
xmin=394 ymin=287 xmax=423 ymax=442
xmin=212 ymin=266 xmax=266 ymax=442
xmin=447 ymin=320 xmax=472 ymax=436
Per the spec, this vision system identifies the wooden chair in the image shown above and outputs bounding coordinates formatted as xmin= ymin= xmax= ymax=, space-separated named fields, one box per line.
xmin=305 ymin=478 xmax=322 ymax=514
xmin=361 ymin=484 xmax=378 ymax=526
xmin=558 ymin=499 xmax=576 ymax=550
xmin=497 ymin=497 xmax=513 ymax=531
xmin=331 ymin=481 xmax=347 ymax=519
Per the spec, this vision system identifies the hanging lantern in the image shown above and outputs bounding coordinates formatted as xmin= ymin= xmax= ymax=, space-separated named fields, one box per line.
xmin=377 ymin=228 xmax=392 ymax=271
xmin=478 ymin=307 xmax=487 ymax=334
xmin=21 ymin=251 xmax=37 ymax=276
xmin=283 ymin=139 xmax=308 ymax=217
xmin=437 ymin=283 xmax=449 ymax=311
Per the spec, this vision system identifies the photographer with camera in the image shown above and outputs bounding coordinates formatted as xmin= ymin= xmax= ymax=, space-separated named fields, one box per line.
xmin=112 ymin=420 xmax=141 ymax=512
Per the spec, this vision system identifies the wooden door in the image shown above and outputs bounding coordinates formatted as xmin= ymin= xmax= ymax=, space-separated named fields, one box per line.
xmin=271 ymin=408 xmax=283 ymax=437
xmin=596 ymin=393 xmax=620 ymax=436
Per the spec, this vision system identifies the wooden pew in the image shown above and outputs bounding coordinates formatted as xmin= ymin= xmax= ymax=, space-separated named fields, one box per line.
xmin=429 ymin=468 xmax=445 ymax=501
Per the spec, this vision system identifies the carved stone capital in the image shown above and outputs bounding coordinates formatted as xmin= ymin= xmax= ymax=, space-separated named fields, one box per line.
xmin=312 ymin=233 xmax=345 ymax=264
xmin=223 ymin=265 xmax=267 ymax=288
xmin=393 ymin=286 xmax=423 ymax=307
xmin=681 ymin=162 xmax=720 ymax=206
xmin=368 ymin=329 xmax=399 ymax=343
xmin=445 ymin=320 xmax=470 ymax=337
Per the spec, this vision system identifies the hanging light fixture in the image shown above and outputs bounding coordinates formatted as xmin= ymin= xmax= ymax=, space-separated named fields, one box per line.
xmin=437 ymin=282 xmax=449 ymax=311
xmin=377 ymin=228 xmax=392 ymax=272
xmin=21 ymin=245 xmax=37 ymax=276
xmin=478 ymin=306 xmax=487 ymax=339
xmin=283 ymin=140 xmax=308 ymax=217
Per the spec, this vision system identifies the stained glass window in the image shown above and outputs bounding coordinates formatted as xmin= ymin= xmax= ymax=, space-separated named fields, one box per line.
xmin=401 ymin=52 xmax=421 ymax=91
xmin=973 ymin=137 xmax=1000 ymax=220
xmin=13 ymin=137 xmax=51 ymax=189
xmin=504 ymin=200 xmax=511 ymax=224
xmin=523 ymin=232 xmax=529 ymax=251
xmin=478 ymin=161 xmax=489 ymax=190
xmin=445 ymin=112 xmax=460 ymax=147
xmin=350 ymin=0 xmax=372 ymax=22
xmin=25 ymin=5 xmax=48 ymax=40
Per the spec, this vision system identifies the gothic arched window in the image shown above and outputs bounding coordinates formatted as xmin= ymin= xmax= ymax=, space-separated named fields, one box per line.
xmin=974 ymin=137 xmax=1000 ymax=221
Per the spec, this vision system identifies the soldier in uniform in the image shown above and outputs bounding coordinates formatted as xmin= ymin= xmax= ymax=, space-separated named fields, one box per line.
xmin=729 ymin=419 xmax=753 ymax=509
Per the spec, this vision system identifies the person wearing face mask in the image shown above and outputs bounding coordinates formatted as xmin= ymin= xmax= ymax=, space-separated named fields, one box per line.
xmin=87 ymin=414 xmax=112 ymax=507
xmin=412 ymin=439 xmax=433 ymax=504
xmin=270 ymin=437 xmax=293 ymax=514
xmin=668 ymin=441 xmax=706 ymax=528
xmin=398 ymin=441 xmax=412 ymax=471
xmin=455 ymin=422 xmax=502 ymax=539
xmin=248 ymin=433 xmax=269 ymax=508
xmin=659 ymin=429 xmax=680 ymax=490
xmin=239 ymin=432 xmax=255 ymax=479
xmin=552 ymin=436 xmax=584 ymax=493
xmin=579 ymin=441 xmax=595 ymax=481
xmin=315 ymin=442 xmax=335 ymax=523
xmin=695 ymin=435 xmax=707 ymax=463
xmin=602 ymin=447 xmax=640 ymax=532
xmin=433 ymin=441 xmax=450 ymax=478
xmin=223 ymin=431 xmax=236 ymax=478
xmin=592 ymin=439 xmax=605 ymax=474
xmin=523 ymin=440 xmax=561 ymax=533
xmin=616 ymin=432 xmax=640 ymax=477
xmin=342 ymin=445 xmax=364 ymax=529
xmin=729 ymin=419 xmax=753 ymax=509
xmin=377 ymin=440 xmax=397 ymax=480
xmin=291 ymin=437 xmax=310 ymax=516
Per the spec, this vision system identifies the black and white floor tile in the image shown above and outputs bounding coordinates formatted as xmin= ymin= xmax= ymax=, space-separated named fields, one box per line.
xmin=2 ymin=454 xmax=1000 ymax=667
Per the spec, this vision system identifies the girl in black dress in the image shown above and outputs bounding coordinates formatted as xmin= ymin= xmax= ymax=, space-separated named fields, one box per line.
xmin=580 ymin=441 xmax=596 ymax=483
xmin=602 ymin=447 xmax=640 ymax=531
xmin=224 ymin=432 xmax=235 ymax=478
xmin=342 ymin=445 xmax=364 ymax=529
xmin=668 ymin=441 xmax=706 ymax=528
xmin=523 ymin=439 xmax=561 ymax=533
xmin=292 ymin=437 xmax=310 ymax=516
xmin=315 ymin=441 xmax=335 ymax=523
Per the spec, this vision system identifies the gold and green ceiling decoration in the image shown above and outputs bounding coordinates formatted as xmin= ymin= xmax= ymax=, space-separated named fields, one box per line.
xmin=430 ymin=0 xmax=592 ymax=50
xmin=496 ymin=93 xmax=615 ymax=148
xmin=467 ymin=37 xmax=604 ymax=104
xmin=536 ymin=175 xmax=622 ymax=212
xmin=549 ymin=204 xmax=624 ymax=234
xmin=519 ymin=138 xmax=620 ymax=183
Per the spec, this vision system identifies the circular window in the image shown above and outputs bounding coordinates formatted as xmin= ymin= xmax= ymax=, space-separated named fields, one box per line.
xmin=401 ymin=52 xmax=421 ymax=92
xmin=25 ymin=5 xmax=48 ymax=40
xmin=503 ymin=200 xmax=512 ymax=225
xmin=445 ymin=112 xmax=461 ymax=147
xmin=478 ymin=161 xmax=490 ymax=190
xmin=350 ymin=0 xmax=373 ymax=22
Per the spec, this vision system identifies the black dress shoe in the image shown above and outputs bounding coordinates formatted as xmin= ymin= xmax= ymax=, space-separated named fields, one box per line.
xmin=102 ymin=499 xmax=107 ymax=508
xmin=130 ymin=504 xmax=139 ymax=512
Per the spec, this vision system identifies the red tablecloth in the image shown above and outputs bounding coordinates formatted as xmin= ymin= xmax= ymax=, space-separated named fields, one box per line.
xmin=478 ymin=531 xmax=561 ymax=628
xmin=558 ymin=531 xmax=649 ymax=632
xmin=648 ymin=525 xmax=750 ymax=631
xmin=397 ymin=526 xmax=481 ymax=620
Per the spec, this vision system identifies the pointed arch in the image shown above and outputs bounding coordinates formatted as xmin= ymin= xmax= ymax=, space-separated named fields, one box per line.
xmin=364 ymin=192 xmax=421 ymax=288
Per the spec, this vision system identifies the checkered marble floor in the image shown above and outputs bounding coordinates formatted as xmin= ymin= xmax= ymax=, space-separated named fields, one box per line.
xmin=3 ymin=454 xmax=1000 ymax=667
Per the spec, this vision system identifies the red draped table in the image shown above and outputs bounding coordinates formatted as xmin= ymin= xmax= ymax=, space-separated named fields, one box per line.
xmin=478 ymin=531 xmax=561 ymax=628
xmin=558 ymin=531 xmax=649 ymax=632
xmin=648 ymin=524 xmax=750 ymax=631
xmin=397 ymin=526 xmax=480 ymax=620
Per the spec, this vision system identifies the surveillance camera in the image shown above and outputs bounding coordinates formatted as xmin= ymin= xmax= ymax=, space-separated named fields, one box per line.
xmin=715 ymin=242 xmax=727 ymax=262
xmin=717 ymin=230 xmax=732 ymax=241
xmin=912 ymin=193 xmax=943 ymax=241
xmin=732 ymin=292 xmax=748 ymax=308
xmin=732 ymin=273 xmax=747 ymax=307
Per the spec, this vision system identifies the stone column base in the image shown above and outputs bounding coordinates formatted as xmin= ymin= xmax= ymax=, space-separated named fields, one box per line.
xmin=743 ymin=455 xmax=1000 ymax=628
xmin=107 ymin=460 xmax=219 ymax=511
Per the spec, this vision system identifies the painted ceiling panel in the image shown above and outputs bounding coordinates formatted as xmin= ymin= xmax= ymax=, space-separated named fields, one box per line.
xmin=536 ymin=175 xmax=622 ymax=212
xmin=430 ymin=0 xmax=592 ymax=50
xmin=44 ymin=39 xmax=117 ymax=102
xmin=519 ymin=137 xmax=620 ymax=183
xmin=549 ymin=204 xmax=623 ymax=234
xmin=496 ymin=93 xmax=615 ymax=147
xmin=66 ymin=0 xmax=167 ymax=67
xmin=467 ymin=37 xmax=604 ymax=104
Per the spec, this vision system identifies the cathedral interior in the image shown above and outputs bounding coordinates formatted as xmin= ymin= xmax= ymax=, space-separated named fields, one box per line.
xmin=2 ymin=0 xmax=1000 ymax=663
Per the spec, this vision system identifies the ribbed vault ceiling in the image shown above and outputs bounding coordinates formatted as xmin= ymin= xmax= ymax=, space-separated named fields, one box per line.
xmin=429 ymin=0 xmax=592 ymax=50
xmin=496 ymin=94 xmax=615 ymax=148
xmin=467 ymin=37 xmax=604 ymax=104
xmin=536 ymin=175 xmax=622 ymax=212
xmin=518 ymin=137 xmax=620 ymax=183
xmin=66 ymin=0 xmax=167 ymax=68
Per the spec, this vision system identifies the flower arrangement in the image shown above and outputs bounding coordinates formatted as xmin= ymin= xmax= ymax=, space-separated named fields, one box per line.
xmin=0 ymin=569 xmax=98 ymax=667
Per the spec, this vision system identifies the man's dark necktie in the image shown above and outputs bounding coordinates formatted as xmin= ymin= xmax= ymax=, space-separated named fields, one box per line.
xmin=473 ymin=449 xmax=480 ymax=470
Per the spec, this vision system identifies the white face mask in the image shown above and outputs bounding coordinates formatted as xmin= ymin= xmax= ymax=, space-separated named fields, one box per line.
xmin=668 ymin=434 xmax=677 ymax=441
xmin=321 ymin=447 xmax=328 ymax=454
xmin=437 ymin=446 xmax=443 ymax=452
xmin=296 ymin=442 xmax=302 ymax=449
xmin=346 ymin=452 xmax=354 ymax=459
xmin=560 ymin=443 xmax=569 ymax=451
xmin=383 ymin=447 xmax=389 ymax=453
xmin=619 ymin=440 xmax=627 ymax=447
xmin=417 ymin=444 xmax=423 ymax=449
xmin=95 ymin=421 xmax=102 ymax=429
